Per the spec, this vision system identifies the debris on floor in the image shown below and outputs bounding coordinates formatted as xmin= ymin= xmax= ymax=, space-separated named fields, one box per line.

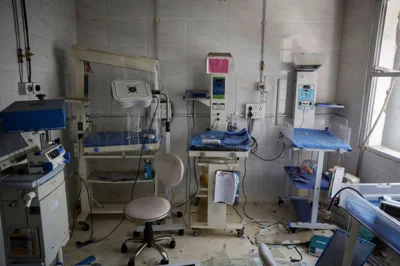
xmin=256 ymin=228 xmax=334 ymax=245
xmin=201 ymin=250 xmax=263 ymax=266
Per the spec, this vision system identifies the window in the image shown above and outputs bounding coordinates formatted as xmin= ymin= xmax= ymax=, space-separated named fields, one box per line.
xmin=363 ymin=0 xmax=400 ymax=159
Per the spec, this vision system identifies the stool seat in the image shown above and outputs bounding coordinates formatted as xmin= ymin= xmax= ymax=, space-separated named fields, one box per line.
xmin=124 ymin=196 xmax=171 ymax=222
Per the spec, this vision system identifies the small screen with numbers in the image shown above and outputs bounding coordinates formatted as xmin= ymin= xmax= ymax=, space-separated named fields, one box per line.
xmin=298 ymin=85 xmax=315 ymax=101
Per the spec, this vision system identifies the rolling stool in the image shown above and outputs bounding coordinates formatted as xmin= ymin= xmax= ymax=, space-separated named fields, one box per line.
xmin=121 ymin=152 xmax=184 ymax=266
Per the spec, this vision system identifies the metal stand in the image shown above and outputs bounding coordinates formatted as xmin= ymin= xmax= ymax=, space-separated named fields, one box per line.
xmin=281 ymin=147 xmax=336 ymax=230
xmin=122 ymin=222 xmax=176 ymax=266
xmin=188 ymin=151 xmax=248 ymax=235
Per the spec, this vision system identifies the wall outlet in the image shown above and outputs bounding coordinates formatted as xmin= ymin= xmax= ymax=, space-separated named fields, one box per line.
xmin=246 ymin=103 xmax=266 ymax=119
xmin=18 ymin=82 xmax=41 ymax=95
xmin=258 ymin=82 xmax=265 ymax=91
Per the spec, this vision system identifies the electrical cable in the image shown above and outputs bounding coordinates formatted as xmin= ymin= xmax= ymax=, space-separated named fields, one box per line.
xmin=292 ymin=246 xmax=303 ymax=263
xmin=275 ymin=137 xmax=286 ymax=158
xmin=20 ymin=0 xmax=30 ymax=48
xmin=20 ymin=0 xmax=32 ymax=83
xmin=175 ymin=101 xmax=199 ymax=209
xmin=242 ymin=158 xmax=264 ymax=227
xmin=188 ymin=157 xmax=198 ymax=229
xmin=69 ymin=173 xmax=83 ymax=239
xmin=75 ymin=178 xmax=94 ymax=247
xmin=257 ymin=221 xmax=303 ymax=262
xmin=250 ymin=137 xmax=258 ymax=153
xmin=230 ymin=206 xmax=244 ymax=223
xmin=181 ymin=156 xmax=191 ymax=229
xmin=76 ymin=97 xmax=159 ymax=247
xmin=300 ymin=108 xmax=305 ymax=128
xmin=130 ymin=97 xmax=159 ymax=200
xmin=328 ymin=187 xmax=364 ymax=211
xmin=180 ymin=100 xmax=191 ymax=229
xmin=12 ymin=0 xmax=23 ymax=82
xmin=251 ymin=141 xmax=286 ymax=162
xmin=180 ymin=100 xmax=195 ymax=229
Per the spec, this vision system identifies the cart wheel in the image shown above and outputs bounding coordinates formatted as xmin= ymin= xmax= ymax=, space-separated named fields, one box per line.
xmin=290 ymin=228 xmax=297 ymax=233
xmin=178 ymin=229 xmax=184 ymax=236
xmin=160 ymin=259 xmax=169 ymax=265
xmin=193 ymin=229 xmax=201 ymax=237
xmin=121 ymin=243 xmax=128 ymax=253
xmin=177 ymin=211 xmax=183 ymax=218
xmin=168 ymin=240 xmax=176 ymax=249
xmin=128 ymin=259 xmax=135 ymax=266
xmin=237 ymin=228 xmax=244 ymax=238
xmin=79 ymin=222 xmax=90 ymax=232
xmin=133 ymin=231 xmax=140 ymax=238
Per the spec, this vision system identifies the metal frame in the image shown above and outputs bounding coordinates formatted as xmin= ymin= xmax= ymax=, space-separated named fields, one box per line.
xmin=282 ymin=146 xmax=337 ymax=230
xmin=359 ymin=0 xmax=392 ymax=146
xmin=280 ymin=128 xmax=350 ymax=230
xmin=72 ymin=46 xmax=183 ymax=233
xmin=341 ymin=217 xmax=362 ymax=266
xmin=189 ymin=151 xmax=247 ymax=232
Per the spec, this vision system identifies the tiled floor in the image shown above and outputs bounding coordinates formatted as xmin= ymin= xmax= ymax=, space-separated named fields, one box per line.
xmin=63 ymin=201 xmax=317 ymax=266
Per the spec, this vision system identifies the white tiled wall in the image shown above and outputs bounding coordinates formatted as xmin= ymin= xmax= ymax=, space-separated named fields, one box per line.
xmin=75 ymin=0 xmax=345 ymax=201
xmin=336 ymin=0 xmax=400 ymax=181
xmin=0 ymin=0 xmax=76 ymax=263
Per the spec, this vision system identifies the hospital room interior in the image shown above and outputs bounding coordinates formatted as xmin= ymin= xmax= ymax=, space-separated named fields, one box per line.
xmin=2 ymin=0 xmax=400 ymax=265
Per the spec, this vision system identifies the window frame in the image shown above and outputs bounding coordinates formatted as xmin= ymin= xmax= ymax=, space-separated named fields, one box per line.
xmin=360 ymin=0 xmax=400 ymax=155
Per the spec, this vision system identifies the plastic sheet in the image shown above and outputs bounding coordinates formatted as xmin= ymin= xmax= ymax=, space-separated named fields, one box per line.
xmin=316 ymin=229 xmax=375 ymax=266
xmin=84 ymin=130 xmax=159 ymax=147
xmin=339 ymin=190 xmax=400 ymax=254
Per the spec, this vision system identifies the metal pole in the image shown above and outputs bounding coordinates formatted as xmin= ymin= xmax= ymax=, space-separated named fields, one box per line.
xmin=275 ymin=78 xmax=280 ymax=126
xmin=341 ymin=217 xmax=361 ymax=266
xmin=56 ymin=248 xmax=63 ymax=265
xmin=311 ymin=151 xmax=325 ymax=223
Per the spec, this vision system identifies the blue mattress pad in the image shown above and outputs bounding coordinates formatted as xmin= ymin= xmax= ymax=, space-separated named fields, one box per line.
xmin=189 ymin=128 xmax=251 ymax=151
xmin=293 ymin=128 xmax=352 ymax=151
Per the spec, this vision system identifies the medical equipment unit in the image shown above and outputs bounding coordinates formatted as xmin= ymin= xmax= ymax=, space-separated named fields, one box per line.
xmin=0 ymin=99 xmax=70 ymax=266
xmin=1 ymin=99 xmax=70 ymax=175
xmin=188 ymin=53 xmax=249 ymax=237
xmin=280 ymin=53 xmax=353 ymax=231
xmin=207 ymin=53 xmax=233 ymax=131
xmin=292 ymin=53 xmax=325 ymax=128
xmin=71 ymin=45 xmax=183 ymax=234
